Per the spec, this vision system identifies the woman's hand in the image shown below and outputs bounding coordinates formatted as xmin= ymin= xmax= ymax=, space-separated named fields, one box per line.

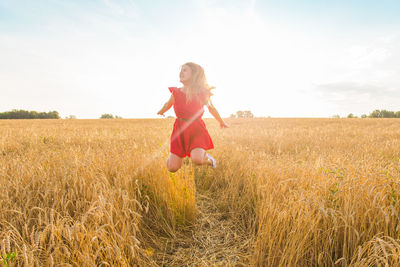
xmin=220 ymin=121 xmax=229 ymax=128
xmin=157 ymin=95 xmax=174 ymax=117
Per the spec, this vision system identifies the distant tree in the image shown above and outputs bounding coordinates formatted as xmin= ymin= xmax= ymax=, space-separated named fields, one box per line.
xmin=369 ymin=110 xmax=382 ymax=118
xmin=347 ymin=113 xmax=355 ymax=118
xmin=244 ymin=110 xmax=254 ymax=118
xmin=100 ymin=114 xmax=114 ymax=119
xmin=115 ymin=115 xmax=123 ymax=119
xmin=65 ymin=115 xmax=77 ymax=119
xmin=381 ymin=110 xmax=395 ymax=118
xmin=332 ymin=115 xmax=340 ymax=118
xmin=236 ymin=110 xmax=254 ymax=118
xmin=396 ymin=111 xmax=400 ymax=118
xmin=361 ymin=114 xmax=367 ymax=118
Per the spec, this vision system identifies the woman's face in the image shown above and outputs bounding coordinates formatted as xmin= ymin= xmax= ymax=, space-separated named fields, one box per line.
xmin=180 ymin=65 xmax=192 ymax=84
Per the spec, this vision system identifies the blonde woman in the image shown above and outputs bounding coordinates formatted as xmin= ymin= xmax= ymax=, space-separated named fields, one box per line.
xmin=157 ymin=62 xmax=229 ymax=172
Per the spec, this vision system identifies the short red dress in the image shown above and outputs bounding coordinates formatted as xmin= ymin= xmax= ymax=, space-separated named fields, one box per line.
xmin=169 ymin=87 xmax=214 ymax=158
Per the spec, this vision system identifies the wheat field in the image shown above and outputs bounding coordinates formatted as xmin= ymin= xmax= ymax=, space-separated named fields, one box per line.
xmin=1 ymin=118 xmax=400 ymax=266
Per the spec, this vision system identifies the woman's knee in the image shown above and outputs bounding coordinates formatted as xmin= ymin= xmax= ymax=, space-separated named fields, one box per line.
xmin=191 ymin=155 xmax=203 ymax=165
xmin=167 ymin=160 xmax=181 ymax=172
xmin=190 ymin=149 xmax=206 ymax=165
xmin=167 ymin=154 xmax=182 ymax=172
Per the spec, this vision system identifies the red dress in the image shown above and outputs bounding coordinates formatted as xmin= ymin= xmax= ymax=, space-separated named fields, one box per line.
xmin=169 ymin=87 xmax=214 ymax=158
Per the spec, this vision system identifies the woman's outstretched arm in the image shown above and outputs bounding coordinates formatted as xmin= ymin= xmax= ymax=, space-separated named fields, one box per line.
xmin=157 ymin=94 xmax=174 ymax=116
xmin=206 ymin=99 xmax=229 ymax=128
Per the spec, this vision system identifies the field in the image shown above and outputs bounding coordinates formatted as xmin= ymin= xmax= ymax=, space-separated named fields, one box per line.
xmin=1 ymin=118 xmax=400 ymax=266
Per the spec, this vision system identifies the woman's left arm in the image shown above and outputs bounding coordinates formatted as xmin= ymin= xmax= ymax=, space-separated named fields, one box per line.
xmin=206 ymin=99 xmax=229 ymax=128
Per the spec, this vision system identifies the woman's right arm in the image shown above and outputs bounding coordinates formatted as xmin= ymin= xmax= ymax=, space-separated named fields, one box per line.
xmin=157 ymin=94 xmax=175 ymax=116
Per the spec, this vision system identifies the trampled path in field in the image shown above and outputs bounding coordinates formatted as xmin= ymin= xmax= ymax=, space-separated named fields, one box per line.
xmin=155 ymin=185 xmax=251 ymax=266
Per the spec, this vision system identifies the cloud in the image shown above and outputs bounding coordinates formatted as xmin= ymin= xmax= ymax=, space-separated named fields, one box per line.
xmin=313 ymin=81 xmax=400 ymax=116
xmin=331 ymin=34 xmax=400 ymax=82
xmin=314 ymin=80 xmax=400 ymax=113
xmin=316 ymin=81 xmax=398 ymax=95
xmin=311 ymin=33 xmax=400 ymax=115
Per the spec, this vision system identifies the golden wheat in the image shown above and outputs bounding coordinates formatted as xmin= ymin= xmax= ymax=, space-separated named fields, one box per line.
xmin=0 ymin=118 xmax=399 ymax=266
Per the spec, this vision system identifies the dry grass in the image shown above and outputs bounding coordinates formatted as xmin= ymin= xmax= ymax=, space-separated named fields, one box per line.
xmin=0 ymin=118 xmax=399 ymax=266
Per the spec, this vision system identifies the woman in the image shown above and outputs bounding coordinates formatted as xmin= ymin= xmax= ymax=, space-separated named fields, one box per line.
xmin=157 ymin=62 xmax=229 ymax=172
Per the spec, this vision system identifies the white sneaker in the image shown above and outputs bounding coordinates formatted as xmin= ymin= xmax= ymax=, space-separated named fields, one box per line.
xmin=207 ymin=154 xmax=217 ymax=169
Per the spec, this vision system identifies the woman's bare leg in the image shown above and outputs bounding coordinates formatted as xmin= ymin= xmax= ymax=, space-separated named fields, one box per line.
xmin=190 ymin=148 xmax=212 ymax=166
xmin=167 ymin=153 xmax=183 ymax=172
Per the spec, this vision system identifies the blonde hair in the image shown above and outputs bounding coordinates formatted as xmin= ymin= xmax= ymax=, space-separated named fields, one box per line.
xmin=182 ymin=62 xmax=214 ymax=102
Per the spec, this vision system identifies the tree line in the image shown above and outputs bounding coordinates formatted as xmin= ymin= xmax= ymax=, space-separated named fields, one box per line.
xmin=0 ymin=110 xmax=126 ymax=119
xmin=345 ymin=109 xmax=400 ymax=118
xmin=0 ymin=109 xmax=60 ymax=119
xmin=2 ymin=109 xmax=399 ymax=119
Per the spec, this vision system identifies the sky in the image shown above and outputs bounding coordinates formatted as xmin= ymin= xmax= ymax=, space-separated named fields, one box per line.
xmin=1 ymin=0 xmax=400 ymax=118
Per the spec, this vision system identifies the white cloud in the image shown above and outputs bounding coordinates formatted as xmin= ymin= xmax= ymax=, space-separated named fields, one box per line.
xmin=312 ymin=34 xmax=400 ymax=115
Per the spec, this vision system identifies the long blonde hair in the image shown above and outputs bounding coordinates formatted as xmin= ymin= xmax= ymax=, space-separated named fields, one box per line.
xmin=182 ymin=62 xmax=214 ymax=102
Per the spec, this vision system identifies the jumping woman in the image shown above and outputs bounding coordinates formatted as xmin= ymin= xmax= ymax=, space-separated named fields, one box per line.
xmin=157 ymin=62 xmax=229 ymax=173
